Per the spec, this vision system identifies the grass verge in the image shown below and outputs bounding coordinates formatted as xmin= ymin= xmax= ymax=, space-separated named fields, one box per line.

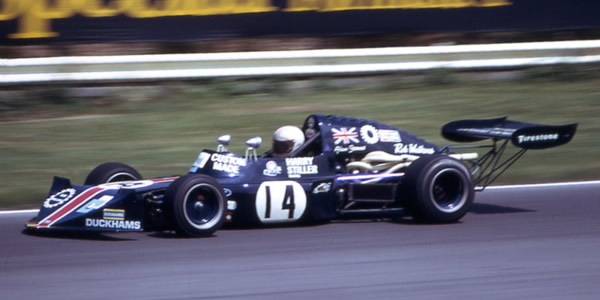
xmin=1 ymin=76 xmax=599 ymax=209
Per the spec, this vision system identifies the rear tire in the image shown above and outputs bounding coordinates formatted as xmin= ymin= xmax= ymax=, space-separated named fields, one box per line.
xmin=400 ymin=154 xmax=474 ymax=223
xmin=84 ymin=162 xmax=142 ymax=185
xmin=165 ymin=174 xmax=226 ymax=237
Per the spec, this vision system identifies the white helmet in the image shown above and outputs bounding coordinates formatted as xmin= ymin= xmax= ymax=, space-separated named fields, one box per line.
xmin=273 ymin=126 xmax=305 ymax=156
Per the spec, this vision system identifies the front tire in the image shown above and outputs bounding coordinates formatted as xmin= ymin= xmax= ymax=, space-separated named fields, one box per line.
xmin=165 ymin=174 xmax=226 ymax=237
xmin=401 ymin=154 xmax=474 ymax=223
xmin=84 ymin=162 xmax=142 ymax=185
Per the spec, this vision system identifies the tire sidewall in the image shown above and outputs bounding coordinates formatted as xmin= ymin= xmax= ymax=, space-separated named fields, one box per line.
xmin=166 ymin=174 xmax=226 ymax=237
xmin=416 ymin=157 xmax=474 ymax=222
xmin=402 ymin=155 xmax=474 ymax=223
xmin=84 ymin=162 xmax=142 ymax=185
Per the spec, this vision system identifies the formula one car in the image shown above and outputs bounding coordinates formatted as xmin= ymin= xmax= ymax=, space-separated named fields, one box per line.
xmin=26 ymin=114 xmax=577 ymax=237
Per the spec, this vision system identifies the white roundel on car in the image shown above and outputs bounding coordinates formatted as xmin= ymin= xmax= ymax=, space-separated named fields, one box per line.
xmin=255 ymin=181 xmax=307 ymax=223
xmin=360 ymin=125 xmax=380 ymax=144
xmin=43 ymin=188 xmax=76 ymax=208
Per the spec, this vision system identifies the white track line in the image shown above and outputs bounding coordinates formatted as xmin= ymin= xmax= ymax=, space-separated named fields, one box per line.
xmin=482 ymin=180 xmax=600 ymax=190
xmin=0 ymin=209 xmax=40 ymax=215
xmin=1 ymin=180 xmax=599 ymax=215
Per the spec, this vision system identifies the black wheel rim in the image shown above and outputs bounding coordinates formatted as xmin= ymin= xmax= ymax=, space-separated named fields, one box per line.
xmin=430 ymin=168 xmax=467 ymax=213
xmin=107 ymin=172 xmax=138 ymax=182
xmin=183 ymin=184 xmax=223 ymax=230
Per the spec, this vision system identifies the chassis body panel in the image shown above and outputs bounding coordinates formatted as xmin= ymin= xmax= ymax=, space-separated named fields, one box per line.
xmin=27 ymin=114 xmax=576 ymax=233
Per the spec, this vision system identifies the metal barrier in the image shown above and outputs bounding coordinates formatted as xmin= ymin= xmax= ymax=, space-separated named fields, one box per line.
xmin=2 ymin=40 xmax=600 ymax=84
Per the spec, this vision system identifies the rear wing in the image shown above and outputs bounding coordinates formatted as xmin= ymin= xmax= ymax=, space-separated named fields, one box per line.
xmin=439 ymin=117 xmax=577 ymax=190
xmin=442 ymin=117 xmax=577 ymax=149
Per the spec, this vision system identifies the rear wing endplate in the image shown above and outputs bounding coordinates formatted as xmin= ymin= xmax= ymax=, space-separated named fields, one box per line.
xmin=442 ymin=117 xmax=577 ymax=149
xmin=440 ymin=117 xmax=577 ymax=190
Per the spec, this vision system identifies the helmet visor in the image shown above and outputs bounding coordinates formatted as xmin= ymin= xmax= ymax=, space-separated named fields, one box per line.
xmin=273 ymin=140 xmax=294 ymax=155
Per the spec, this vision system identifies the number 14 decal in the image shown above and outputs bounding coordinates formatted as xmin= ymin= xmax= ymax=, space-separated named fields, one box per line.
xmin=265 ymin=185 xmax=295 ymax=219
xmin=256 ymin=181 xmax=307 ymax=223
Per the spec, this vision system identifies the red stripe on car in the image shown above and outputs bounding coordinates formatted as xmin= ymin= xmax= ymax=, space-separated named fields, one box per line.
xmin=151 ymin=177 xmax=178 ymax=182
xmin=38 ymin=187 xmax=105 ymax=228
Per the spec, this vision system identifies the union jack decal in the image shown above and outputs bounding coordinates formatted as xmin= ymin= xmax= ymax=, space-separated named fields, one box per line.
xmin=332 ymin=127 xmax=360 ymax=145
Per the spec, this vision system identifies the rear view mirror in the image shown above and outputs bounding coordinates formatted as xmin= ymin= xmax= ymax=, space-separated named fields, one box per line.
xmin=245 ymin=136 xmax=262 ymax=161
xmin=216 ymin=134 xmax=231 ymax=152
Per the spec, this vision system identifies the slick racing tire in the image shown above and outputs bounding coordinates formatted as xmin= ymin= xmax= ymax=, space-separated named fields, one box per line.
xmin=165 ymin=174 xmax=227 ymax=237
xmin=84 ymin=162 xmax=143 ymax=185
xmin=400 ymin=154 xmax=474 ymax=223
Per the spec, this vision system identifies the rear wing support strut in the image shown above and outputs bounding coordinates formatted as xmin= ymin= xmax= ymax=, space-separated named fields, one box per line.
xmin=442 ymin=139 xmax=527 ymax=191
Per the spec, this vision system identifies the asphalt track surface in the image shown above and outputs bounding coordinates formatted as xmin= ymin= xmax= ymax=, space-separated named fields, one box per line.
xmin=2 ymin=182 xmax=600 ymax=299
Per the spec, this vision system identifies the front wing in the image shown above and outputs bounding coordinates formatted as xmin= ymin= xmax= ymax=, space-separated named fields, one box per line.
xmin=26 ymin=176 xmax=177 ymax=232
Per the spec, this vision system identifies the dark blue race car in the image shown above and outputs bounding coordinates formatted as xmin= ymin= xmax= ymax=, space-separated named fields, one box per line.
xmin=26 ymin=114 xmax=577 ymax=237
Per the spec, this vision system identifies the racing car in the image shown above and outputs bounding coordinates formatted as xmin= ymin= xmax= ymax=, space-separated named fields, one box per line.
xmin=26 ymin=114 xmax=577 ymax=237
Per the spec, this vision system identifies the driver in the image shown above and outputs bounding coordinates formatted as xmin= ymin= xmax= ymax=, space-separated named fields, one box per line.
xmin=272 ymin=126 xmax=305 ymax=158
